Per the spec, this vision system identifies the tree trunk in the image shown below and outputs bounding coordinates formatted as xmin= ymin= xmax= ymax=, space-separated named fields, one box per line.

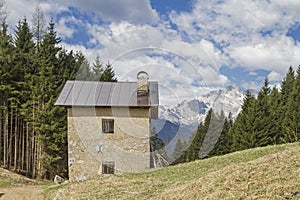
xmin=32 ymin=131 xmax=36 ymax=178
xmin=18 ymin=118 xmax=21 ymax=172
xmin=0 ymin=108 xmax=2 ymax=166
xmin=21 ymin=120 xmax=25 ymax=171
xmin=7 ymin=106 xmax=14 ymax=169
xmin=26 ymin=122 xmax=30 ymax=176
xmin=3 ymin=108 xmax=8 ymax=169
xmin=14 ymin=109 xmax=18 ymax=171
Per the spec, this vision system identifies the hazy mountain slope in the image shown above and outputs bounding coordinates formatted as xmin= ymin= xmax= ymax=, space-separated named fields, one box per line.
xmin=152 ymin=85 xmax=245 ymax=146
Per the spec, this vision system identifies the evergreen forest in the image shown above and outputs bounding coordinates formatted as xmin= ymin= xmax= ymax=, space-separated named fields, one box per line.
xmin=0 ymin=7 xmax=117 ymax=179
xmin=174 ymin=66 xmax=300 ymax=164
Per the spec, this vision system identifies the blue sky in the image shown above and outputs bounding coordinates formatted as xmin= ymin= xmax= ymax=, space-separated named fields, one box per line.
xmin=5 ymin=0 xmax=300 ymax=104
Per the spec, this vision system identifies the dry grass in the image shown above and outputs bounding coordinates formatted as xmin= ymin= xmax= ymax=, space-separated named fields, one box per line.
xmin=45 ymin=142 xmax=300 ymax=200
xmin=0 ymin=168 xmax=41 ymax=188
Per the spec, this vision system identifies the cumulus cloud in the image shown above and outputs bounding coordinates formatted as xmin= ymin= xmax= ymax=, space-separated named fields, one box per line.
xmin=56 ymin=15 xmax=79 ymax=39
xmin=6 ymin=0 xmax=65 ymax=30
xmin=5 ymin=0 xmax=300 ymax=104
xmin=170 ymin=0 xmax=300 ymax=79
xmin=268 ymin=71 xmax=284 ymax=82
xmin=84 ymin=21 xmax=230 ymax=91
xmin=29 ymin=0 xmax=159 ymax=25
xmin=227 ymin=36 xmax=300 ymax=73
xmin=67 ymin=0 xmax=159 ymax=24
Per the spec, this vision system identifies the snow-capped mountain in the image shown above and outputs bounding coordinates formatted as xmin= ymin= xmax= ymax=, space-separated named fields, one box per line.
xmin=152 ymin=85 xmax=252 ymax=155
xmin=158 ymin=85 xmax=244 ymax=126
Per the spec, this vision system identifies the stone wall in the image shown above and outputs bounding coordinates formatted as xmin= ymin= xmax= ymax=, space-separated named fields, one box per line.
xmin=67 ymin=106 xmax=151 ymax=181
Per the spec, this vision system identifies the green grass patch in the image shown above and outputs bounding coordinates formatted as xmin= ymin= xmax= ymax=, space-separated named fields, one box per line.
xmin=0 ymin=178 xmax=13 ymax=188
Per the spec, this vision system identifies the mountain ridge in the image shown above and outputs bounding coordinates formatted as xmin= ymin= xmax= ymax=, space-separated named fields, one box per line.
xmin=158 ymin=85 xmax=245 ymax=126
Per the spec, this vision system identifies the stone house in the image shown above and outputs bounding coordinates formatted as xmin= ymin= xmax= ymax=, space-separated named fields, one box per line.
xmin=55 ymin=72 xmax=159 ymax=181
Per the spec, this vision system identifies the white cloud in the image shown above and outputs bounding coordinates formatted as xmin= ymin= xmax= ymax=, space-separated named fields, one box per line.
xmin=61 ymin=42 xmax=96 ymax=62
xmin=227 ymin=36 xmax=300 ymax=73
xmin=48 ymin=0 xmax=159 ymax=24
xmin=241 ymin=81 xmax=261 ymax=91
xmin=6 ymin=0 xmax=66 ymax=32
xmin=5 ymin=0 xmax=300 ymax=105
xmin=249 ymin=71 xmax=257 ymax=76
xmin=7 ymin=0 xmax=159 ymax=24
xmin=80 ymin=0 xmax=159 ymax=24
xmin=56 ymin=15 xmax=80 ymax=39
xmin=170 ymin=0 xmax=300 ymax=73
xmin=84 ymin=21 xmax=230 ymax=90
xmin=105 ymin=56 xmax=204 ymax=105
xmin=268 ymin=71 xmax=283 ymax=82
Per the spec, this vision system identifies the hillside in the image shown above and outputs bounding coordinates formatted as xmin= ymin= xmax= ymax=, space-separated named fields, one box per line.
xmin=45 ymin=142 xmax=300 ymax=200
xmin=0 ymin=168 xmax=46 ymax=200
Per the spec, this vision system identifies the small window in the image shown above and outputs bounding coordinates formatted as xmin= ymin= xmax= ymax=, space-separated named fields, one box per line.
xmin=102 ymin=119 xmax=114 ymax=133
xmin=102 ymin=162 xmax=115 ymax=174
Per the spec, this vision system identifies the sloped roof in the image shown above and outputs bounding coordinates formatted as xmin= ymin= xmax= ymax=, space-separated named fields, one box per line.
xmin=55 ymin=80 xmax=159 ymax=107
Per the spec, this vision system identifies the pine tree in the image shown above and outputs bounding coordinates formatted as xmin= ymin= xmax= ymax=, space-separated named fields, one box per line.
xmin=179 ymin=109 xmax=214 ymax=162
xmin=0 ymin=22 xmax=14 ymax=168
xmin=0 ymin=14 xmax=98 ymax=179
xmin=199 ymin=110 xmax=224 ymax=158
xmin=282 ymin=66 xmax=300 ymax=142
xmin=280 ymin=67 xmax=296 ymax=142
xmin=31 ymin=5 xmax=46 ymax=50
xmin=210 ymin=111 xmax=233 ymax=156
xmin=91 ymin=56 xmax=104 ymax=81
xmin=281 ymin=66 xmax=295 ymax=104
xmin=35 ymin=20 xmax=67 ymax=179
xmin=269 ymin=86 xmax=281 ymax=144
xmin=231 ymin=90 xmax=257 ymax=151
xmin=172 ymin=134 xmax=184 ymax=164
xmin=100 ymin=62 xmax=117 ymax=82
xmin=75 ymin=56 xmax=92 ymax=81
xmin=15 ymin=18 xmax=35 ymax=54
xmin=253 ymin=77 xmax=274 ymax=147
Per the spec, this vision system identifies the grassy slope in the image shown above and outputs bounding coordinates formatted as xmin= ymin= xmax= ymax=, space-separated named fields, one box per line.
xmin=0 ymin=168 xmax=42 ymax=188
xmin=46 ymin=142 xmax=300 ymax=200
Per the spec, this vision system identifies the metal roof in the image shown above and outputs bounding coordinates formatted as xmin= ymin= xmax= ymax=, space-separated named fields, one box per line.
xmin=55 ymin=80 xmax=159 ymax=107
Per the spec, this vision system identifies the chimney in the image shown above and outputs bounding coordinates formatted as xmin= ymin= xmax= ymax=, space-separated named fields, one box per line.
xmin=137 ymin=71 xmax=149 ymax=105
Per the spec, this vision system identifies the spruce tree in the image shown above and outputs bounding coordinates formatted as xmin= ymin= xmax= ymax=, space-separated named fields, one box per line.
xmin=13 ymin=18 xmax=40 ymax=176
xmin=0 ymin=22 xmax=14 ymax=168
xmin=0 ymin=14 xmax=97 ymax=179
xmin=280 ymin=67 xmax=296 ymax=142
xmin=91 ymin=56 xmax=104 ymax=81
xmin=280 ymin=66 xmax=295 ymax=104
xmin=75 ymin=56 xmax=92 ymax=81
xmin=210 ymin=111 xmax=233 ymax=156
xmin=179 ymin=122 xmax=204 ymax=162
xmin=171 ymin=133 xmax=185 ymax=164
xmin=199 ymin=110 xmax=224 ymax=158
xmin=34 ymin=20 xmax=67 ymax=179
xmin=179 ymin=109 xmax=213 ymax=162
xmin=282 ymin=66 xmax=300 ymax=142
xmin=31 ymin=5 xmax=46 ymax=50
xmin=15 ymin=18 xmax=35 ymax=54
xmin=231 ymin=90 xmax=257 ymax=151
xmin=100 ymin=62 xmax=117 ymax=82
xmin=254 ymin=77 xmax=274 ymax=147
xmin=269 ymin=86 xmax=281 ymax=144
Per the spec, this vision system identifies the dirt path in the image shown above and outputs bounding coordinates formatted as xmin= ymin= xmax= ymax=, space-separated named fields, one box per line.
xmin=0 ymin=185 xmax=44 ymax=200
xmin=0 ymin=168 xmax=47 ymax=199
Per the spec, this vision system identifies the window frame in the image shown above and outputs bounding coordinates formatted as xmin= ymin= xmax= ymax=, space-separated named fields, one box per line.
xmin=102 ymin=118 xmax=114 ymax=133
xmin=102 ymin=162 xmax=115 ymax=174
